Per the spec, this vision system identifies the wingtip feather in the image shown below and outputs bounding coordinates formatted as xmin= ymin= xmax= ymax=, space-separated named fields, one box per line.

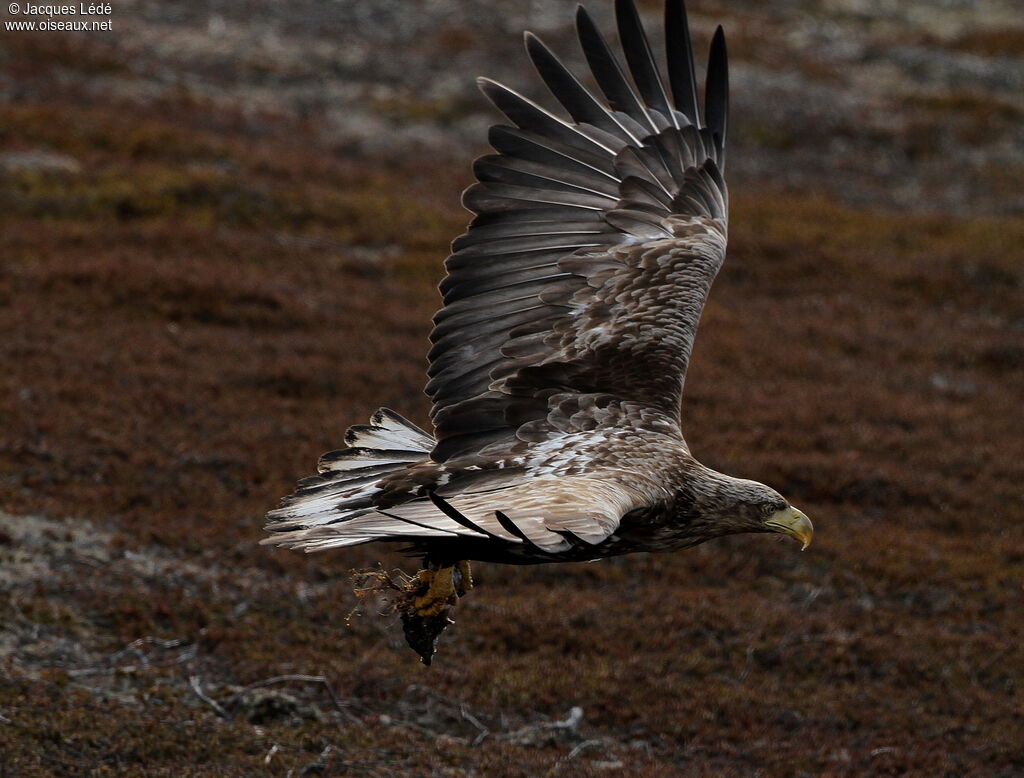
xmin=704 ymin=24 xmax=729 ymax=166
xmin=665 ymin=0 xmax=700 ymax=124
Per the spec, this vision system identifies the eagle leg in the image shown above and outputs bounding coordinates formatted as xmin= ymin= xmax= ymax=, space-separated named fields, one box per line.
xmin=399 ymin=560 xmax=472 ymax=664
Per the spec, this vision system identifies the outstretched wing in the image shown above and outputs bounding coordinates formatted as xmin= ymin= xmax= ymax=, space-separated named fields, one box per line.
xmin=427 ymin=0 xmax=730 ymax=462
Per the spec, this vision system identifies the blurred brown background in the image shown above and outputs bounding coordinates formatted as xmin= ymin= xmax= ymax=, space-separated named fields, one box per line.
xmin=1 ymin=1 xmax=1022 ymax=775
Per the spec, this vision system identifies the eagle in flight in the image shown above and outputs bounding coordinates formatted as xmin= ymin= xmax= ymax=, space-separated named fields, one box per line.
xmin=265 ymin=0 xmax=814 ymax=663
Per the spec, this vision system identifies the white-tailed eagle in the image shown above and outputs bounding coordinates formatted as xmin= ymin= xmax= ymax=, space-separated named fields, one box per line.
xmin=265 ymin=0 xmax=814 ymax=663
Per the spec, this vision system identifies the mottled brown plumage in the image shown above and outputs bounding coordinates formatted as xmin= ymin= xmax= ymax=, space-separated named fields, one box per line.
xmin=264 ymin=0 xmax=813 ymax=661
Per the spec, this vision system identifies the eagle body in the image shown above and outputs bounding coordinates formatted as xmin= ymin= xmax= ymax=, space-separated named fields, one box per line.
xmin=264 ymin=0 xmax=814 ymax=661
xmin=376 ymin=405 xmax=693 ymax=566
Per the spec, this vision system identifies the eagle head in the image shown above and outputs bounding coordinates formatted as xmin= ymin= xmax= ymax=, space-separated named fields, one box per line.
xmin=681 ymin=467 xmax=814 ymax=550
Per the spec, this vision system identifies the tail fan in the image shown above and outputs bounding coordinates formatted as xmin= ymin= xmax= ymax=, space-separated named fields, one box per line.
xmin=263 ymin=408 xmax=434 ymax=536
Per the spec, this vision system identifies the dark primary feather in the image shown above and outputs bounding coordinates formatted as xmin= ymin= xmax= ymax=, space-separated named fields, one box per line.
xmin=704 ymin=25 xmax=729 ymax=164
xmin=477 ymin=79 xmax=615 ymax=158
xmin=575 ymin=5 xmax=656 ymax=133
xmin=614 ymin=0 xmax=676 ymax=126
xmin=665 ymin=0 xmax=700 ymax=124
xmin=525 ymin=32 xmax=641 ymax=145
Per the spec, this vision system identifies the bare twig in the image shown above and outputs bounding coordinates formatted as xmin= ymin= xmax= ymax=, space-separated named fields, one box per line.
xmin=503 ymin=706 xmax=584 ymax=745
xmin=235 ymin=674 xmax=329 ymax=695
xmin=66 ymin=643 xmax=197 ymax=677
xmin=225 ymin=674 xmax=361 ymax=725
xmin=376 ymin=714 xmax=448 ymax=740
xmin=298 ymin=745 xmax=337 ymax=775
xmin=264 ymin=743 xmax=283 ymax=765
xmin=735 ymin=646 xmax=755 ymax=684
xmin=558 ymin=707 xmax=584 ymax=730
xmin=565 ymin=739 xmax=603 ymax=760
xmin=461 ymin=704 xmax=490 ymax=746
xmin=189 ymin=675 xmax=227 ymax=718
xmin=108 ymin=636 xmax=187 ymax=664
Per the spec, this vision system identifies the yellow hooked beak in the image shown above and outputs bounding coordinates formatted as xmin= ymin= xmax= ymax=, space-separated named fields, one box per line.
xmin=764 ymin=506 xmax=814 ymax=551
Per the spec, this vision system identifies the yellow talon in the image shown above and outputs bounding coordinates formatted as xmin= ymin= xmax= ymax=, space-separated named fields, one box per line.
xmin=455 ymin=560 xmax=473 ymax=597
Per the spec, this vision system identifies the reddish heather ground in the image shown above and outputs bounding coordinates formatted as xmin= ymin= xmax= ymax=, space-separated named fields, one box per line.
xmin=2 ymin=6 xmax=1023 ymax=777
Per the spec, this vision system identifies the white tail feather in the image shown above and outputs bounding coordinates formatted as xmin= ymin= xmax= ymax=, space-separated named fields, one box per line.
xmin=264 ymin=408 xmax=435 ymax=544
